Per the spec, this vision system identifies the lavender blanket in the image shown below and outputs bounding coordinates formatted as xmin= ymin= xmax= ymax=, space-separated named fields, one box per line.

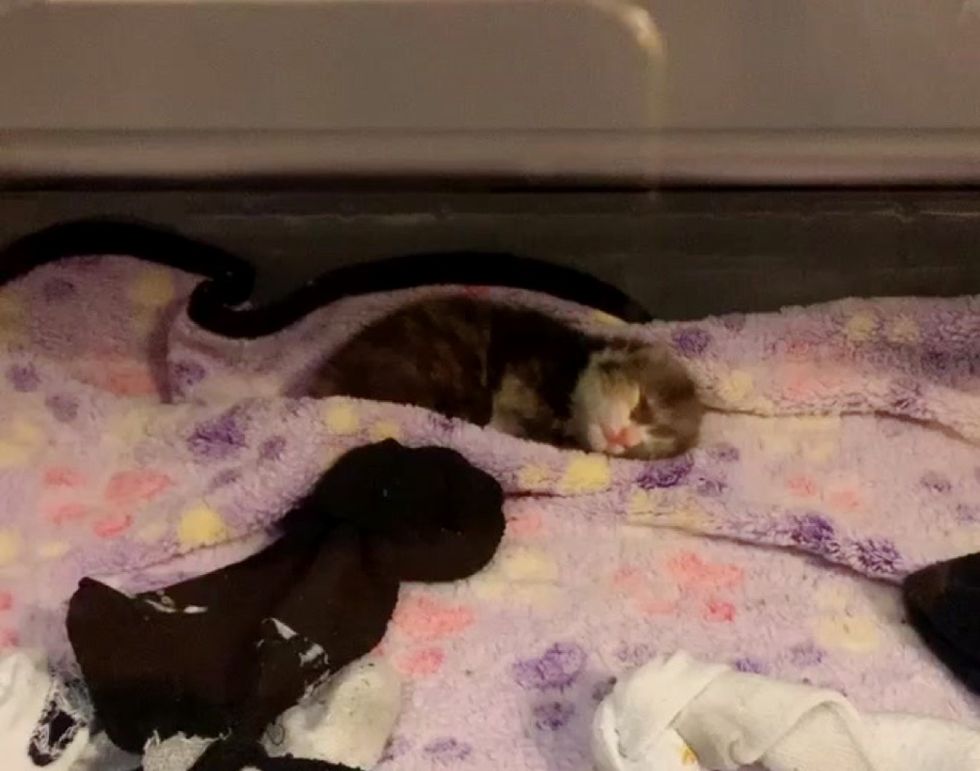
xmin=0 ymin=252 xmax=979 ymax=769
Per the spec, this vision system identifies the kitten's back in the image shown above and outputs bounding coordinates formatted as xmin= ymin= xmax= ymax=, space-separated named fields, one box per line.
xmin=312 ymin=296 xmax=602 ymax=433
xmin=311 ymin=297 xmax=495 ymax=422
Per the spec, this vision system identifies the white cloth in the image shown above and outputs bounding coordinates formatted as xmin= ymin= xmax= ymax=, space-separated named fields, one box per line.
xmin=268 ymin=658 xmax=401 ymax=769
xmin=142 ymin=734 xmax=210 ymax=771
xmin=593 ymin=650 xmax=980 ymax=771
xmin=69 ymin=732 xmax=140 ymax=771
xmin=0 ymin=652 xmax=90 ymax=771
xmin=141 ymin=657 xmax=402 ymax=771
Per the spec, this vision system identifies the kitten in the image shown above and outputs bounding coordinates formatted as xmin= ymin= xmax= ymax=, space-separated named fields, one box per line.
xmin=310 ymin=297 xmax=702 ymax=459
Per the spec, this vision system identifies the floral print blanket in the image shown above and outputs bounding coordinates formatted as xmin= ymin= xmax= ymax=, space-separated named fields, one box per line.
xmin=0 ymin=250 xmax=978 ymax=769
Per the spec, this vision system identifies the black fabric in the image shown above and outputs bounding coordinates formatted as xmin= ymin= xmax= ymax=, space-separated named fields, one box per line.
xmin=171 ymin=736 xmax=353 ymax=771
xmin=67 ymin=440 xmax=505 ymax=769
xmin=0 ymin=219 xmax=250 ymax=303
xmin=903 ymin=552 xmax=980 ymax=695
xmin=0 ymin=219 xmax=653 ymax=338
xmin=130 ymin=739 xmax=352 ymax=771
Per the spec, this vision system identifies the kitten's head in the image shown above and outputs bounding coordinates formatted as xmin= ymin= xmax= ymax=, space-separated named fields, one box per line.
xmin=570 ymin=343 xmax=702 ymax=459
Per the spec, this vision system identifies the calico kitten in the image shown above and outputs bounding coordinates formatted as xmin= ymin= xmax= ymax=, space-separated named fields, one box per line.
xmin=310 ymin=297 xmax=702 ymax=459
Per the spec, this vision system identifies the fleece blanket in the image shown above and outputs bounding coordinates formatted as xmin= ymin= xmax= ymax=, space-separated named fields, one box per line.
xmin=0 ymin=242 xmax=979 ymax=768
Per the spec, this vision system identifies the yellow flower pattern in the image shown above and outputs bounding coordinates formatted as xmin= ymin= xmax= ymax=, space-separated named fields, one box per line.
xmin=812 ymin=585 xmax=881 ymax=653
xmin=0 ymin=418 xmax=44 ymax=469
xmin=178 ymin=504 xmax=229 ymax=549
xmin=128 ymin=268 xmax=176 ymax=307
xmin=717 ymin=370 xmax=754 ymax=403
xmin=0 ymin=530 xmax=22 ymax=567
xmin=36 ymin=541 xmax=71 ymax=560
xmin=369 ymin=420 xmax=403 ymax=441
xmin=469 ymin=546 xmax=560 ymax=604
xmin=886 ymin=315 xmax=920 ymax=344
xmin=844 ymin=311 xmax=878 ymax=343
xmin=558 ymin=454 xmax=611 ymax=494
xmin=323 ymin=401 xmax=360 ymax=435
xmin=518 ymin=464 xmax=553 ymax=490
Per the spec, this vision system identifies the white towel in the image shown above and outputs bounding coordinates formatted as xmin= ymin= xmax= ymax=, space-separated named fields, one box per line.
xmin=593 ymin=651 xmax=980 ymax=771
xmin=0 ymin=652 xmax=90 ymax=771
xmin=268 ymin=657 xmax=401 ymax=769
xmin=142 ymin=657 xmax=402 ymax=771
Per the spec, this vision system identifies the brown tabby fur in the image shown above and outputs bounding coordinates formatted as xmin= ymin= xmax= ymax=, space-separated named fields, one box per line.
xmin=311 ymin=296 xmax=699 ymax=453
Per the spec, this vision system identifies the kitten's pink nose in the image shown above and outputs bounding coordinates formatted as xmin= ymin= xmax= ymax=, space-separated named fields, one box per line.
xmin=602 ymin=425 xmax=631 ymax=448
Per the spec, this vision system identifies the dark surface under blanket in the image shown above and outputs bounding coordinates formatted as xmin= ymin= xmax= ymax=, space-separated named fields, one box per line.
xmin=67 ymin=440 xmax=505 ymax=768
xmin=3 ymin=190 xmax=980 ymax=320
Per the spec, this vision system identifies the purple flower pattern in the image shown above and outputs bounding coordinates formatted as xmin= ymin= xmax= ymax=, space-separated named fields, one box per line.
xmin=672 ymin=327 xmax=711 ymax=356
xmin=788 ymin=642 xmax=825 ymax=667
xmin=533 ymin=702 xmax=575 ymax=731
xmin=380 ymin=736 xmax=411 ymax=764
xmin=733 ymin=657 xmax=767 ymax=674
xmin=259 ymin=436 xmax=287 ymax=462
xmin=637 ymin=454 xmax=694 ymax=490
xmin=708 ymin=443 xmax=740 ymax=463
xmin=42 ymin=278 xmax=76 ymax=302
xmin=696 ymin=476 xmax=727 ymax=497
xmin=6 ymin=364 xmax=39 ymax=392
xmin=208 ymin=469 xmax=241 ymax=490
xmin=171 ymin=360 xmax=207 ymax=393
xmin=956 ymin=503 xmax=980 ymax=523
xmin=720 ymin=313 xmax=746 ymax=333
xmin=45 ymin=394 xmax=78 ymax=423
xmin=921 ymin=349 xmax=955 ymax=380
xmin=614 ymin=643 xmax=654 ymax=666
xmin=512 ymin=643 xmax=586 ymax=691
xmin=920 ymin=471 xmax=952 ymax=494
xmin=423 ymin=738 xmax=471 ymax=764
xmin=187 ymin=408 xmax=249 ymax=461
xmin=426 ymin=413 xmax=456 ymax=435
xmin=789 ymin=513 xmax=839 ymax=556
xmin=855 ymin=538 xmax=901 ymax=575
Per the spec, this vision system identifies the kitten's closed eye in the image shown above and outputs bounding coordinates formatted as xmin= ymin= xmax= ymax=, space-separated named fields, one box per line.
xmin=630 ymin=396 xmax=654 ymax=424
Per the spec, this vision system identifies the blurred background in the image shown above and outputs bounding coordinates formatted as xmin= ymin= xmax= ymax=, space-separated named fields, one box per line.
xmin=1 ymin=0 xmax=979 ymax=310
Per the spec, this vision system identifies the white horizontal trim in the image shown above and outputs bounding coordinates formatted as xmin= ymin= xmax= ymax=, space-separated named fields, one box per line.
xmin=2 ymin=130 xmax=979 ymax=185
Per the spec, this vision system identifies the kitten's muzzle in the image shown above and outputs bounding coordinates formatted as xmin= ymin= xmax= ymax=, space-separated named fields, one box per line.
xmin=601 ymin=424 xmax=642 ymax=452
